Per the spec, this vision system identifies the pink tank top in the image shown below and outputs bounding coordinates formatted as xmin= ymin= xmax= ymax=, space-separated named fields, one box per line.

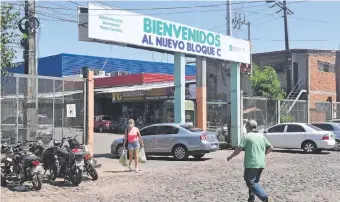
xmin=127 ymin=127 xmax=139 ymax=143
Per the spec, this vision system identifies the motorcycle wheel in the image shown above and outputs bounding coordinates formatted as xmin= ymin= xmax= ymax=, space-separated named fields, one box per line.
xmin=87 ymin=163 xmax=98 ymax=180
xmin=49 ymin=160 xmax=60 ymax=181
xmin=1 ymin=171 xmax=6 ymax=187
xmin=31 ymin=173 xmax=42 ymax=190
xmin=70 ymin=168 xmax=82 ymax=186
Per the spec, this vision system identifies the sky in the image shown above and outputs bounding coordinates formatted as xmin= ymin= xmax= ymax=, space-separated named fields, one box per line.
xmin=9 ymin=0 xmax=340 ymax=64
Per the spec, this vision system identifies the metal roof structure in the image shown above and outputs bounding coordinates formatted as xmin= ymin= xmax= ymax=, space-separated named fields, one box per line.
xmin=95 ymin=79 xmax=196 ymax=94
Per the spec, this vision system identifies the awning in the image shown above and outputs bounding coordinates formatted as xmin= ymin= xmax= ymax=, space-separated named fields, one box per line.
xmin=95 ymin=79 xmax=196 ymax=94
xmin=0 ymin=90 xmax=83 ymax=100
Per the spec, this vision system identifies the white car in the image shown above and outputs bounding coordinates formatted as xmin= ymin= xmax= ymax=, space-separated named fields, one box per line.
xmin=263 ymin=123 xmax=335 ymax=153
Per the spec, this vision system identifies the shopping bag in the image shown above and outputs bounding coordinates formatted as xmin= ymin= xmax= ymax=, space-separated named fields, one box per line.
xmin=119 ymin=150 xmax=128 ymax=166
xmin=138 ymin=147 xmax=147 ymax=163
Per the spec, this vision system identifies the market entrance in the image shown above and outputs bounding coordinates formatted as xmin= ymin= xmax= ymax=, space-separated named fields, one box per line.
xmin=78 ymin=3 xmax=250 ymax=147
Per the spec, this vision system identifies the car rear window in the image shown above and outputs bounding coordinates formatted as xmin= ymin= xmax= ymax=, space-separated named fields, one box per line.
xmin=180 ymin=125 xmax=203 ymax=132
xmin=307 ymin=124 xmax=323 ymax=131
xmin=311 ymin=124 xmax=333 ymax=131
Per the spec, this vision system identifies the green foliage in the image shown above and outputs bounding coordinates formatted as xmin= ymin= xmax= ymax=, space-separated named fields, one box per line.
xmin=249 ymin=64 xmax=285 ymax=100
xmin=280 ymin=114 xmax=294 ymax=123
xmin=1 ymin=3 xmax=20 ymax=75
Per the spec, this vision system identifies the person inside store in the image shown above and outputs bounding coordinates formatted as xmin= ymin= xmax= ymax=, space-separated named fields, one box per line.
xmin=123 ymin=119 xmax=144 ymax=173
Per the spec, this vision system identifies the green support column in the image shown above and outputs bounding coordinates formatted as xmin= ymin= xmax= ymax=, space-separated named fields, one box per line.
xmin=230 ymin=62 xmax=241 ymax=148
xmin=174 ymin=53 xmax=185 ymax=123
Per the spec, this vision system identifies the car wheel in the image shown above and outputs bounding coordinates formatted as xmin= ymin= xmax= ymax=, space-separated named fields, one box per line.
xmin=116 ymin=144 xmax=124 ymax=159
xmin=99 ymin=127 xmax=104 ymax=133
xmin=172 ymin=145 xmax=189 ymax=161
xmin=302 ymin=141 xmax=317 ymax=153
xmin=192 ymin=154 xmax=205 ymax=159
xmin=334 ymin=140 xmax=340 ymax=151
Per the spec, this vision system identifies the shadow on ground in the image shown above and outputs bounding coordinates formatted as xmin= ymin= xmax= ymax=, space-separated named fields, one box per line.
xmin=93 ymin=153 xmax=212 ymax=162
xmin=103 ymin=170 xmax=135 ymax=174
xmin=273 ymin=149 xmax=331 ymax=155
xmin=4 ymin=184 xmax=35 ymax=192
xmin=93 ymin=153 xmax=113 ymax=159
xmin=146 ymin=156 xmax=212 ymax=162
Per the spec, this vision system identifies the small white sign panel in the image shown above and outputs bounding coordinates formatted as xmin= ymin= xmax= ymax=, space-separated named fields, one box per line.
xmin=67 ymin=104 xmax=76 ymax=118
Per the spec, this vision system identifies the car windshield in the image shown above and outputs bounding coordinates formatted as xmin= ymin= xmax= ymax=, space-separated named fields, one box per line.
xmin=180 ymin=124 xmax=202 ymax=132
xmin=102 ymin=116 xmax=113 ymax=120
xmin=307 ymin=124 xmax=323 ymax=131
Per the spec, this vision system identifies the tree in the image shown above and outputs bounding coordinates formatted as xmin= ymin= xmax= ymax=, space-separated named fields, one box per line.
xmin=249 ymin=64 xmax=285 ymax=100
xmin=249 ymin=64 xmax=289 ymax=124
xmin=1 ymin=3 xmax=20 ymax=75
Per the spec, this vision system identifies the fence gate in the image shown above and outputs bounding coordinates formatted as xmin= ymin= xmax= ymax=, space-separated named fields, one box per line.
xmin=0 ymin=74 xmax=86 ymax=145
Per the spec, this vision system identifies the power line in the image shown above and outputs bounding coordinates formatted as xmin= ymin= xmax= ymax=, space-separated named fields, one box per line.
xmin=221 ymin=16 xmax=281 ymax=33
xmin=36 ymin=3 xmax=269 ymax=18
xmin=252 ymin=39 xmax=335 ymax=42
xmin=37 ymin=1 xmax=265 ymax=11
xmin=35 ymin=2 xmax=331 ymax=24
xmin=68 ymin=1 xmax=80 ymax=6
xmin=83 ymin=1 xmax=265 ymax=11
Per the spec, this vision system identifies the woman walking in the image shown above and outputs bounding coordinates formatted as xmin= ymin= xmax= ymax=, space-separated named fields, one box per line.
xmin=123 ymin=119 xmax=144 ymax=173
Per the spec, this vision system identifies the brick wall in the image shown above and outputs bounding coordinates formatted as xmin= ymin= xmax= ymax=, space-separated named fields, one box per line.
xmin=309 ymin=52 xmax=336 ymax=107
xmin=309 ymin=54 xmax=336 ymax=92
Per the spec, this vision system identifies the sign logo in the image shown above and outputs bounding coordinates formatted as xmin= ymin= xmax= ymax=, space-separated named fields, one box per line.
xmin=229 ymin=45 xmax=233 ymax=51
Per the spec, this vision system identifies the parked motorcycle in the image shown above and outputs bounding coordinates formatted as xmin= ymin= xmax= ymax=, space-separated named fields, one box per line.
xmin=1 ymin=143 xmax=43 ymax=190
xmin=66 ymin=136 xmax=98 ymax=180
xmin=28 ymin=135 xmax=59 ymax=181
xmin=52 ymin=136 xmax=85 ymax=186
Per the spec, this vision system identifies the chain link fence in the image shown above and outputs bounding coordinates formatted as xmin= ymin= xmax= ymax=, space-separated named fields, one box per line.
xmin=207 ymin=97 xmax=307 ymax=140
xmin=280 ymin=100 xmax=307 ymax=123
xmin=1 ymin=74 xmax=85 ymax=145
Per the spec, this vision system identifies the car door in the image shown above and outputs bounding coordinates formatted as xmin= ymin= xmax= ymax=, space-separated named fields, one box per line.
xmin=153 ymin=126 xmax=179 ymax=153
xmin=285 ymin=124 xmax=306 ymax=148
xmin=140 ymin=126 xmax=159 ymax=153
xmin=264 ymin=124 xmax=286 ymax=148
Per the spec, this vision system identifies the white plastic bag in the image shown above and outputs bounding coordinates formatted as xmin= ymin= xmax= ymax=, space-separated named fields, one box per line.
xmin=138 ymin=147 xmax=147 ymax=163
xmin=119 ymin=150 xmax=128 ymax=166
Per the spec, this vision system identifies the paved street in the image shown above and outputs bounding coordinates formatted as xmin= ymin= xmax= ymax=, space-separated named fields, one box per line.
xmin=1 ymin=133 xmax=340 ymax=202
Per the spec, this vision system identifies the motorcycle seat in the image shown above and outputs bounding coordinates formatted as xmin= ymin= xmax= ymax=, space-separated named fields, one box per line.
xmin=72 ymin=151 xmax=85 ymax=159
xmin=23 ymin=154 xmax=39 ymax=161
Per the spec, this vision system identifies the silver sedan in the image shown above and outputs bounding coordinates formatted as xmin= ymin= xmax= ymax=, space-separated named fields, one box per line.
xmin=110 ymin=123 xmax=219 ymax=160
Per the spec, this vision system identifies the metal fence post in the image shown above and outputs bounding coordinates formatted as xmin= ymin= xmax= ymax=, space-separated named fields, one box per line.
xmin=82 ymin=67 xmax=89 ymax=145
xmin=330 ymin=101 xmax=334 ymax=120
xmin=277 ymin=99 xmax=281 ymax=124
xmin=16 ymin=76 xmax=19 ymax=142
xmin=52 ymin=79 xmax=55 ymax=138
xmin=62 ymin=80 xmax=64 ymax=138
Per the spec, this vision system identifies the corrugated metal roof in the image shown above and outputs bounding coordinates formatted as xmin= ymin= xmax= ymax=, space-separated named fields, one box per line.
xmin=95 ymin=79 xmax=196 ymax=94
xmin=61 ymin=53 xmax=197 ymax=77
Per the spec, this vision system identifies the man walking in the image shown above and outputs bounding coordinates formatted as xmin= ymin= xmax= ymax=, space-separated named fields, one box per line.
xmin=227 ymin=119 xmax=273 ymax=202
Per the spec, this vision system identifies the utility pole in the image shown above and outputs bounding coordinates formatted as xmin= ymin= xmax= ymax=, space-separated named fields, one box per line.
xmin=226 ymin=0 xmax=232 ymax=36
xmin=20 ymin=0 xmax=38 ymax=142
xmin=267 ymin=0 xmax=293 ymax=93
xmin=283 ymin=0 xmax=291 ymax=92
